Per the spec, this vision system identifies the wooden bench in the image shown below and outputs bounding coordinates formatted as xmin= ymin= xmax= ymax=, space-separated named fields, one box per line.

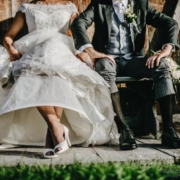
xmin=116 ymin=76 xmax=160 ymax=139
xmin=116 ymin=77 xmax=153 ymax=83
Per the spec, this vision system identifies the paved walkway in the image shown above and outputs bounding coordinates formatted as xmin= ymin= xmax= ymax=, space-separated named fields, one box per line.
xmin=0 ymin=138 xmax=180 ymax=166
xmin=0 ymin=114 xmax=180 ymax=166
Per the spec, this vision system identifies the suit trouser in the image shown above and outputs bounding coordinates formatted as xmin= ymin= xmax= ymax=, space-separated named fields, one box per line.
xmin=95 ymin=56 xmax=175 ymax=99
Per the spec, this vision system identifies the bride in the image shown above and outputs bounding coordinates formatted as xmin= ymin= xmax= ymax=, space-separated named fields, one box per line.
xmin=0 ymin=0 xmax=118 ymax=158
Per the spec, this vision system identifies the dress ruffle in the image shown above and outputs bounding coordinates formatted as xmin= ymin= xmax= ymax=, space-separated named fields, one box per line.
xmin=0 ymin=30 xmax=119 ymax=146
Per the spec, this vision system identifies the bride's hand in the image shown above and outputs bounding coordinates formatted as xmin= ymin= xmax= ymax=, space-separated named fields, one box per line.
xmin=76 ymin=52 xmax=89 ymax=63
xmin=8 ymin=46 xmax=22 ymax=61
xmin=85 ymin=47 xmax=115 ymax=67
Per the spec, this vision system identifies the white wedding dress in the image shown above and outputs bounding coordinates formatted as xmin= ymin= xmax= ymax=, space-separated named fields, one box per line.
xmin=0 ymin=2 xmax=119 ymax=147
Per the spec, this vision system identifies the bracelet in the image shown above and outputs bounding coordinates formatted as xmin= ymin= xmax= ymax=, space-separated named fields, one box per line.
xmin=86 ymin=57 xmax=93 ymax=69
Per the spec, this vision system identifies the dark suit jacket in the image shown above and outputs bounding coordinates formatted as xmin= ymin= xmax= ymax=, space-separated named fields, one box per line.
xmin=71 ymin=0 xmax=179 ymax=56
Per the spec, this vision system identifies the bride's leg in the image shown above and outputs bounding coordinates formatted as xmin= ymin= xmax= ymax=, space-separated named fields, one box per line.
xmin=54 ymin=106 xmax=63 ymax=120
xmin=53 ymin=106 xmax=66 ymax=152
xmin=37 ymin=106 xmax=64 ymax=147
xmin=44 ymin=128 xmax=54 ymax=155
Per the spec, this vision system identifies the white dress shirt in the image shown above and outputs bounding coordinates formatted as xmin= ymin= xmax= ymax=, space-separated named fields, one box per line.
xmin=113 ymin=0 xmax=128 ymax=22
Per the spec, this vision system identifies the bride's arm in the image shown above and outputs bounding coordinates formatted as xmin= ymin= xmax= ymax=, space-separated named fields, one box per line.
xmin=70 ymin=13 xmax=78 ymax=26
xmin=3 ymin=12 xmax=26 ymax=61
xmin=67 ymin=13 xmax=78 ymax=37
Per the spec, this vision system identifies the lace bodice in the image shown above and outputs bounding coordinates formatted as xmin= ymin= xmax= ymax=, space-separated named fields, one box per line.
xmin=18 ymin=2 xmax=78 ymax=33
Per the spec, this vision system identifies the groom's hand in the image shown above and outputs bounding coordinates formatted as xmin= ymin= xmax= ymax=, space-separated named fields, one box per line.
xmin=85 ymin=47 xmax=115 ymax=67
xmin=146 ymin=44 xmax=173 ymax=68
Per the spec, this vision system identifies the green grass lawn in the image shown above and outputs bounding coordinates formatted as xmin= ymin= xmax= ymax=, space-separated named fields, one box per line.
xmin=0 ymin=163 xmax=180 ymax=180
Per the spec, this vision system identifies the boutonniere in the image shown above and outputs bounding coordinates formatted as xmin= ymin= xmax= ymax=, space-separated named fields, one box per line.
xmin=124 ymin=1 xmax=140 ymax=33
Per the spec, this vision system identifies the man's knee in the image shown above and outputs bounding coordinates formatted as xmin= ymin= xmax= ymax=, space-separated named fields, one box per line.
xmin=158 ymin=58 xmax=170 ymax=70
xmin=95 ymin=58 xmax=116 ymax=73
xmin=95 ymin=58 xmax=116 ymax=81
xmin=153 ymin=58 xmax=171 ymax=74
xmin=153 ymin=58 xmax=172 ymax=81
xmin=95 ymin=58 xmax=118 ymax=93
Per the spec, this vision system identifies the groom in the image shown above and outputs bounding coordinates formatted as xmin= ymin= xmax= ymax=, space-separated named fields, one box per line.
xmin=71 ymin=0 xmax=180 ymax=150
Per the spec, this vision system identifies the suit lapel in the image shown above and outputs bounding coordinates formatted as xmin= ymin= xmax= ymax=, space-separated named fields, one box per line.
xmin=103 ymin=5 xmax=113 ymax=38
xmin=133 ymin=0 xmax=140 ymax=24
xmin=129 ymin=0 xmax=141 ymax=50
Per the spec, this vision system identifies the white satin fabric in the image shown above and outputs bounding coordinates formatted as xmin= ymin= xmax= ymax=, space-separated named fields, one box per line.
xmin=0 ymin=2 xmax=119 ymax=147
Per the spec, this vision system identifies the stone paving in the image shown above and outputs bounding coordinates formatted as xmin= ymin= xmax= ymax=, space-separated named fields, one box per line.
xmin=0 ymin=114 xmax=180 ymax=166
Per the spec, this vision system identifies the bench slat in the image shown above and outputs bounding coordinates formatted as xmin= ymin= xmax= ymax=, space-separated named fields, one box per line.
xmin=116 ymin=77 xmax=153 ymax=83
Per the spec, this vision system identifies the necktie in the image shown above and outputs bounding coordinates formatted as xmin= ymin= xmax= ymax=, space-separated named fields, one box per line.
xmin=114 ymin=2 xmax=125 ymax=22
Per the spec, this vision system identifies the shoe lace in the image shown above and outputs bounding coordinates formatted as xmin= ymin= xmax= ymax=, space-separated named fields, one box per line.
xmin=169 ymin=127 xmax=179 ymax=138
xmin=123 ymin=130 xmax=133 ymax=139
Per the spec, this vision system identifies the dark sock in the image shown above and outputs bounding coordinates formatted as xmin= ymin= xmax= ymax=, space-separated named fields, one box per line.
xmin=111 ymin=92 xmax=130 ymax=132
xmin=158 ymin=95 xmax=173 ymax=132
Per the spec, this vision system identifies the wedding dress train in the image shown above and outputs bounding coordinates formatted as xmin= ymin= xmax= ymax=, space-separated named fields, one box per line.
xmin=0 ymin=2 xmax=119 ymax=147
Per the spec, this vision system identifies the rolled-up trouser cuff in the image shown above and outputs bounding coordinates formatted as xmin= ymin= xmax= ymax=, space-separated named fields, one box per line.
xmin=152 ymin=58 xmax=175 ymax=99
xmin=155 ymin=77 xmax=175 ymax=99
xmin=110 ymin=82 xmax=118 ymax=93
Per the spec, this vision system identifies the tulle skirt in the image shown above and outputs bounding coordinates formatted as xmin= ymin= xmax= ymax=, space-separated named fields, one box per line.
xmin=0 ymin=30 xmax=119 ymax=147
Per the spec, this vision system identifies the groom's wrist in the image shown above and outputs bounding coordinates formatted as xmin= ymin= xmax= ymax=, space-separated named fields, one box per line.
xmin=162 ymin=44 xmax=175 ymax=52
xmin=85 ymin=47 xmax=95 ymax=54
xmin=79 ymin=44 xmax=93 ymax=52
